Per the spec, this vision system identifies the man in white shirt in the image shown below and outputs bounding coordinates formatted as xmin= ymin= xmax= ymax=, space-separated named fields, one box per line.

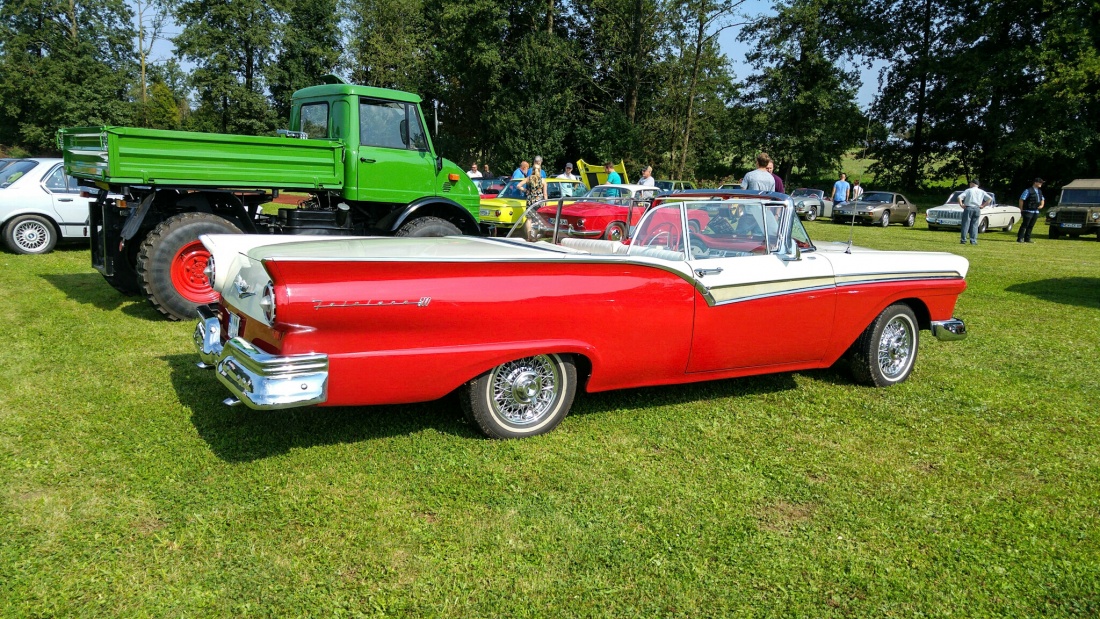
xmin=557 ymin=162 xmax=578 ymax=180
xmin=638 ymin=165 xmax=655 ymax=187
xmin=957 ymin=179 xmax=992 ymax=245
xmin=467 ymin=163 xmax=482 ymax=179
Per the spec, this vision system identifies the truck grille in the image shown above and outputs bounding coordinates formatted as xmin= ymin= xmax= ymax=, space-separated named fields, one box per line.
xmin=1059 ymin=210 xmax=1087 ymax=224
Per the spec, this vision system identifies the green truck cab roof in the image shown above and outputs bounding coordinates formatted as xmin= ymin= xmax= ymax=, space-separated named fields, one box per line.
xmin=292 ymin=83 xmax=422 ymax=104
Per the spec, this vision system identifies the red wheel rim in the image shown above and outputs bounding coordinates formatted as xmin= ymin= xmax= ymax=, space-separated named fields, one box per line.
xmin=170 ymin=240 xmax=217 ymax=304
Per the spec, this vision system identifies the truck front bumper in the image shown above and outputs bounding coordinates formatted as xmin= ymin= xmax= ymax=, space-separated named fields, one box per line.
xmin=194 ymin=306 xmax=329 ymax=410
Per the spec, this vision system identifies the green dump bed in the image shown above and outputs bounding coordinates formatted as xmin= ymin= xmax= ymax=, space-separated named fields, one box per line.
xmin=59 ymin=126 xmax=345 ymax=190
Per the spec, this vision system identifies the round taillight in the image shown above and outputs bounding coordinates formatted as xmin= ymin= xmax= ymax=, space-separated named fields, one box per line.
xmin=260 ymin=282 xmax=276 ymax=323
xmin=203 ymin=255 xmax=216 ymax=288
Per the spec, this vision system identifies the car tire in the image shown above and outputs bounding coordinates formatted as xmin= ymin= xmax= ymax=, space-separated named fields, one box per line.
xmin=1003 ymin=217 xmax=1014 ymax=232
xmin=848 ymin=303 xmax=919 ymax=388
xmin=977 ymin=217 xmax=988 ymax=233
xmin=460 ymin=353 xmax=577 ymax=439
xmin=904 ymin=212 xmax=916 ymax=227
xmin=4 ymin=214 xmax=58 ymax=254
xmin=604 ymin=221 xmax=627 ymax=242
xmin=396 ymin=216 xmax=462 ymax=237
xmin=880 ymin=211 xmax=890 ymax=227
xmin=137 ymin=212 xmax=242 ymax=321
xmin=1049 ymin=228 xmax=1061 ymax=239
xmin=806 ymin=206 xmax=818 ymax=221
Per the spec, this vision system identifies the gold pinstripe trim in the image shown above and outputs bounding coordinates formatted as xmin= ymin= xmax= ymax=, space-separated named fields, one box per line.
xmin=707 ymin=276 xmax=836 ymax=304
xmin=836 ymin=271 xmax=963 ymax=285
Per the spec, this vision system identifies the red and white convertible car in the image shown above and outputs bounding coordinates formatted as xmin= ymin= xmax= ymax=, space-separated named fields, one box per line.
xmin=194 ymin=195 xmax=969 ymax=438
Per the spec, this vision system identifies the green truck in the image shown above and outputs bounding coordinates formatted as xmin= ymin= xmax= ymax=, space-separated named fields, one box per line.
xmin=60 ymin=76 xmax=481 ymax=321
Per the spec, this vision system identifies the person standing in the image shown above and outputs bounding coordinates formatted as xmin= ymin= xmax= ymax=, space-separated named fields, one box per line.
xmin=512 ymin=161 xmax=530 ymax=180
xmin=832 ymin=173 xmax=850 ymax=206
xmin=851 ymin=179 xmax=864 ymax=201
xmin=741 ymin=153 xmax=776 ymax=191
xmin=467 ymin=163 xmax=482 ymax=179
xmin=604 ymin=162 xmax=622 ymax=185
xmin=765 ymin=160 xmax=784 ymax=193
xmin=558 ymin=162 xmax=578 ymax=180
xmin=638 ymin=165 xmax=655 ymax=187
xmin=483 ymin=164 xmax=492 ymax=178
xmin=533 ymin=155 xmax=548 ymax=178
xmin=1017 ymin=177 xmax=1045 ymax=243
xmin=958 ymin=179 xmax=991 ymax=245
xmin=516 ymin=160 xmax=546 ymax=210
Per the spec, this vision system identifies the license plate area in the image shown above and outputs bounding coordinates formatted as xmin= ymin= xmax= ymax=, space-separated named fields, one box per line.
xmin=228 ymin=312 xmax=241 ymax=339
xmin=1062 ymin=223 xmax=1083 ymax=228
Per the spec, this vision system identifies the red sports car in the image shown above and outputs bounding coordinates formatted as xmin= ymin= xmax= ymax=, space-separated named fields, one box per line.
xmin=536 ymin=183 xmax=660 ymax=241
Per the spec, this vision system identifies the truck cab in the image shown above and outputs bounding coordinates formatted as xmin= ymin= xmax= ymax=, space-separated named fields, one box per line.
xmin=1047 ymin=179 xmax=1100 ymax=240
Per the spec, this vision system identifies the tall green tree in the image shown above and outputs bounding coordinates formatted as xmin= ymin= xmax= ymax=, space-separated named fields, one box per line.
xmin=345 ymin=0 xmax=432 ymax=93
xmin=0 ymin=0 xmax=135 ymax=151
xmin=174 ymin=0 xmax=277 ymax=134
xmin=741 ymin=0 xmax=865 ymax=184
xmin=267 ymin=0 xmax=341 ymax=120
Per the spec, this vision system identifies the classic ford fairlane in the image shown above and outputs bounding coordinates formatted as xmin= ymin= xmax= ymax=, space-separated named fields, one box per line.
xmin=194 ymin=196 xmax=969 ymax=439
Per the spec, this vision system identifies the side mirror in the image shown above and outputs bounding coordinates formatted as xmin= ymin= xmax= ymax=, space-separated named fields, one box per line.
xmin=398 ymin=120 xmax=409 ymax=147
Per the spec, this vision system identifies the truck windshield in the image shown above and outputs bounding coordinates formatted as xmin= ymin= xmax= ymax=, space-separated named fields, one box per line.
xmin=1061 ymin=189 xmax=1100 ymax=204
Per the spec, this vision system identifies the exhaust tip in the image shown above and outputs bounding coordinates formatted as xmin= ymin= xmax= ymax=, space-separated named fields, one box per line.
xmin=223 ymin=397 xmax=242 ymax=407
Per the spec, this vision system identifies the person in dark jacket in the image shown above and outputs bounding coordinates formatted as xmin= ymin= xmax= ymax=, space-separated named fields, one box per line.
xmin=766 ymin=160 xmax=785 ymax=194
xmin=1017 ymin=178 xmax=1045 ymax=243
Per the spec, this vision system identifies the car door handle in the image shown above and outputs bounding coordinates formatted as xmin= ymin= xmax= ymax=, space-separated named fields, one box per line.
xmin=359 ymin=157 xmax=376 ymax=163
xmin=694 ymin=267 xmax=723 ymax=277
xmin=59 ymin=198 xmax=74 ymax=202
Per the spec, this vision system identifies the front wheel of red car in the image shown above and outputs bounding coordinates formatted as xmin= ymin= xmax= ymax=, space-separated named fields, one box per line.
xmin=461 ymin=353 xmax=577 ymax=439
xmin=848 ymin=303 xmax=919 ymax=387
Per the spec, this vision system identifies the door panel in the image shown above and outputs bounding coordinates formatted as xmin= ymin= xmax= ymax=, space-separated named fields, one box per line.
xmin=44 ymin=165 xmax=92 ymax=237
xmin=686 ymin=253 xmax=836 ymax=372
xmin=355 ymin=99 xmax=437 ymax=204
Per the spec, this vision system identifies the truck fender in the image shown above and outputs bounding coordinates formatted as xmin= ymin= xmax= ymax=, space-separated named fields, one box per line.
xmin=381 ymin=197 xmax=480 ymax=235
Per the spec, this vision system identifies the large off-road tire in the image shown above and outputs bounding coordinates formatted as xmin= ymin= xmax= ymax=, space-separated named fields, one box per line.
xmin=1002 ymin=217 xmax=1015 ymax=232
xmin=977 ymin=217 xmax=988 ymax=233
xmin=460 ymin=353 xmax=577 ymax=439
xmin=395 ymin=216 xmax=461 ymax=237
xmin=848 ymin=303 xmax=919 ymax=388
xmin=4 ymin=214 xmax=57 ymax=254
xmin=136 ymin=213 xmax=242 ymax=321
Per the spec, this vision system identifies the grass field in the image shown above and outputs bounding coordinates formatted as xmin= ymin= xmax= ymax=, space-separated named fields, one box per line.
xmin=2 ymin=219 xmax=1098 ymax=617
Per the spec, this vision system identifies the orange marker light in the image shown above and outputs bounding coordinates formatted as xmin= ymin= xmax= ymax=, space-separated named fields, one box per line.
xmin=448 ymin=173 xmax=460 ymax=182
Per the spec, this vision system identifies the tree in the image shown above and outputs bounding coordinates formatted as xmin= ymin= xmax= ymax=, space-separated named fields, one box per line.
xmin=174 ymin=0 xmax=277 ymax=134
xmin=133 ymin=0 xmax=172 ymax=127
xmin=267 ymin=0 xmax=341 ymax=120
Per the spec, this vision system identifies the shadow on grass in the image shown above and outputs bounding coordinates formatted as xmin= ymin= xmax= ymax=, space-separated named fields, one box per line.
xmin=1005 ymin=277 xmax=1100 ymax=310
xmin=40 ymin=273 xmax=139 ymax=312
xmin=162 ymin=353 xmax=477 ymax=463
xmin=163 ymin=352 xmax=801 ymax=462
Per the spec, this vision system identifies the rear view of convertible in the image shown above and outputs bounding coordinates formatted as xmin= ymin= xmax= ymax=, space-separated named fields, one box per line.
xmin=194 ymin=195 xmax=969 ymax=438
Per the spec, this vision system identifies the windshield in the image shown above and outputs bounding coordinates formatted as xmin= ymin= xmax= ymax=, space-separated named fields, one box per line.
xmin=0 ymin=160 xmax=39 ymax=188
xmin=1061 ymin=188 xmax=1100 ymax=204
xmin=586 ymin=186 xmax=629 ymax=199
xmin=860 ymin=192 xmax=893 ymax=203
xmin=791 ymin=188 xmax=818 ymax=198
xmin=497 ymin=180 xmax=526 ymax=199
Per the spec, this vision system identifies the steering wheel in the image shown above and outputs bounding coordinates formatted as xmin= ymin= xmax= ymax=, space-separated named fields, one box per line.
xmin=687 ymin=233 xmax=710 ymax=259
xmin=642 ymin=222 xmax=675 ymax=249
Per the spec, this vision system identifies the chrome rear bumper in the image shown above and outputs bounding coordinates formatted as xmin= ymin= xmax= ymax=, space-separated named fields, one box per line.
xmin=194 ymin=306 xmax=328 ymax=410
xmin=930 ymin=318 xmax=967 ymax=341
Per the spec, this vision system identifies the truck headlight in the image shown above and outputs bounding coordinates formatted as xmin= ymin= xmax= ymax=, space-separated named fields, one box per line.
xmin=1048 ymin=211 xmax=1056 ymax=219
xmin=1092 ymin=212 xmax=1099 ymax=220
xmin=260 ymin=282 xmax=276 ymax=323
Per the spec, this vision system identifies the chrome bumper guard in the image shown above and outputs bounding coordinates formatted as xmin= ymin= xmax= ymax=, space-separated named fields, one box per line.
xmin=193 ymin=306 xmax=329 ymax=410
xmin=930 ymin=318 xmax=967 ymax=341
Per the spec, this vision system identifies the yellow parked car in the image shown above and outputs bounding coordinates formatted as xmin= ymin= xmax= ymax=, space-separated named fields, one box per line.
xmin=479 ymin=177 xmax=589 ymax=230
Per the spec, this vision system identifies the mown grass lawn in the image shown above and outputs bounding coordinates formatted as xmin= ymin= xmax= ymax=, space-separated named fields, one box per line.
xmin=1 ymin=220 xmax=1098 ymax=617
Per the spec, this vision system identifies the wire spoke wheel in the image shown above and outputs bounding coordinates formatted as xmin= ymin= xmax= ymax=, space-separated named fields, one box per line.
xmin=877 ymin=316 xmax=914 ymax=379
xmin=461 ymin=353 xmax=577 ymax=439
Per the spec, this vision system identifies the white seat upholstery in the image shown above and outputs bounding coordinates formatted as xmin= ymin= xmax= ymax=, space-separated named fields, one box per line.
xmin=559 ymin=238 xmax=629 ymax=255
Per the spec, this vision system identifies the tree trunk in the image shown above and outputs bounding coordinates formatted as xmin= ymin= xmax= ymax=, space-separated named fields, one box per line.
xmin=905 ymin=0 xmax=934 ymax=191
xmin=678 ymin=20 xmax=706 ymax=178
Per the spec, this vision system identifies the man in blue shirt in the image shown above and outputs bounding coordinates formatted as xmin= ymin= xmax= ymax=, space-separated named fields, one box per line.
xmin=958 ymin=179 xmax=992 ymax=245
xmin=512 ymin=161 xmax=530 ymax=179
xmin=1016 ymin=177 xmax=1045 ymax=243
xmin=832 ymin=173 xmax=850 ymax=205
xmin=741 ymin=152 xmax=775 ymax=191
xmin=604 ymin=162 xmax=622 ymax=185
